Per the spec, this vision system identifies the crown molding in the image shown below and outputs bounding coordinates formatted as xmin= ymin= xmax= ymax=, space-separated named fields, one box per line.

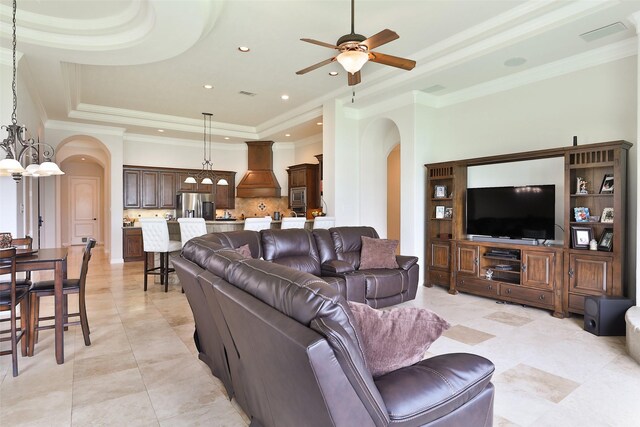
xmin=256 ymin=107 xmax=322 ymax=139
xmin=46 ymin=119 xmax=126 ymax=136
xmin=124 ymin=132 xmax=247 ymax=150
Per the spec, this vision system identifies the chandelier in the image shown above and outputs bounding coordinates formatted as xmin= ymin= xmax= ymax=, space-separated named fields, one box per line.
xmin=184 ymin=113 xmax=228 ymax=186
xmin=0 ymin=0 xmax=64 ymax=182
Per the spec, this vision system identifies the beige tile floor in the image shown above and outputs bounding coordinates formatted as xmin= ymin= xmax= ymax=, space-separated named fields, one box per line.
xmin=1 ymin=245 xmax=639 ymax=426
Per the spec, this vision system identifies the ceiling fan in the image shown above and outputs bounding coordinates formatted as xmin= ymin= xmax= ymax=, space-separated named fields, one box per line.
xmin=296 ymin=0 xmax=416 ymax=86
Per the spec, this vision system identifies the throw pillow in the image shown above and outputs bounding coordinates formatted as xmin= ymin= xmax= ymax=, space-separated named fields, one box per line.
xmin=359 ymin=236 xmax=399 ymax=269
xmin=347 ymin=301 xmax=450 ymax=377
xmin=235 ymin=244 xmax=252 ymax=258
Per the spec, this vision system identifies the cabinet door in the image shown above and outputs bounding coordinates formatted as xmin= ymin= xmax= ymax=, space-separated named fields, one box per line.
xmin=290 ymin=169 xmax=306 ymax=187
xmin=123 ymin=229 xmax=144 ymax=261
xmin=177 ymin=172 xmax=197 ymax=192
xmin=159 ymin=172 xmax=176 ymax=209
xmin=430 ymin=242 xmax=450 ymax=270
xmin=141 ymin=171 xmax=159 ymax=208
xmin=197 ymin=181 xmax=214 ymax=195
xmin=522 ymin=250 xmax=554 ymax=289
xmin=456 ymin=244 xmax=479 ymax=277
xmin=569 ymin=254 xmax=612 ymax=297
xmin=123 ymin=170 xmax=141 ymax=208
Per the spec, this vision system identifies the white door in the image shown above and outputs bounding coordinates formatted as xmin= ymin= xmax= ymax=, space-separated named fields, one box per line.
xmin=70 ymin=177 xmax=101 ymax=245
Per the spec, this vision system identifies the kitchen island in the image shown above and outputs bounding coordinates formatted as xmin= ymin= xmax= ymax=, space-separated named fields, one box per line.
xmin=122 ymin=219 xmax=314 ymax=262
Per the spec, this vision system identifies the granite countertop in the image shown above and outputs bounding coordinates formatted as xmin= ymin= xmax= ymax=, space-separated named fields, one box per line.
xmin=123 ymin=218 xmax=313 ymax=229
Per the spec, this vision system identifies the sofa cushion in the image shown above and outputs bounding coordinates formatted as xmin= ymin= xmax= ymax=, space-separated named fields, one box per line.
xmin=181 ymin=237 xmax=226 ymax=269
xmin=261 ymin=229 xmax=321 ymax=276
xmin=363 ymin=269 xmax=409 ymax=300
xmin=348 ymin=302 xmax=450 ymax=377
xmin=374 ymin=353 xmax=495 ymax=425
xmin=359 ymin=236 xmax=399 ymax=270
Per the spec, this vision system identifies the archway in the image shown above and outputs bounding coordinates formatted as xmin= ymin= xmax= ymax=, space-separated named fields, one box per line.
xmin=55 ymin=137 xmax=111 ymax=251
xmin=387 ymin=145 xmax=401 ymax=248
xmin=359 ymin=118 xmax=401 ymax=238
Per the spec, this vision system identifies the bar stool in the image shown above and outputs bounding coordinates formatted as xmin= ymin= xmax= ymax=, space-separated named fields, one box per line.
xmin=178 ymin=218 xmax=208 ymax=247
xmin=140 ymin=218 xmax=182 ymax=292
xmin=313 ymin=216 xmax=335 ymax=229
xmin=281 ymin=217 xmax=306 ymax=229
xmin=0 ymin=247 xmax=29 ymax=377
xmin=244 ymin=217 xmax=272 ymax=231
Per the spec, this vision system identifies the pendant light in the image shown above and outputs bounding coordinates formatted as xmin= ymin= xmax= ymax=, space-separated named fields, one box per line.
xmin=184 ymin=113 xmax=228 ymax=186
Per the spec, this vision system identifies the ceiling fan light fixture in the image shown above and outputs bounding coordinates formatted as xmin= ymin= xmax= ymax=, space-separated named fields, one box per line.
xmin=337 ymin=50 xmax=368 ymax=74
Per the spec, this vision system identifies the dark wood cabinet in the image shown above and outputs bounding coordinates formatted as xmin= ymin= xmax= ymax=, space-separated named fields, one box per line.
xmin=567 ymin=253 xmax=613 ymax=313
xmin=141 ymin=171 xmax=159 ymax=208
xmin=123 ymin=170 xmax=141 ymax=208
xmin=287 ymin=163 xmax=320 ymax=211
xmin=215 ymin=172 xmax=236 ymax=209
xmin=521 ymin=250 xmax=555 ymax=290
xmin=456 ymin=244 xmax=479 ymax=277
xmin=124 ymin=166 xmax=236 ymax=210
xmin=123 ymin=228 xmax=144 ymax=262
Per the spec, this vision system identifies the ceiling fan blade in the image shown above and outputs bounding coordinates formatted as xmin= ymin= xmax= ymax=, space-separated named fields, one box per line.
xmin=300 ymin=38 xmax=339 ymax=49
xmin=348 ymin=71 xmax=361 ymax=86
xmin=368 ymin=51 xmax=416 ymax=70
xmin=296 ymin=57 xmax=336 ymax=75
xmin=362 ymin=29 xmax=399 ymax=50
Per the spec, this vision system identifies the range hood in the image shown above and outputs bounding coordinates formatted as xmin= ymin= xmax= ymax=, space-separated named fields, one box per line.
xmin=236 ymin=141 xmax=282 ymax=198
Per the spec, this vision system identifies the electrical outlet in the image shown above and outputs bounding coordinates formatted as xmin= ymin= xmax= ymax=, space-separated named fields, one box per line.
xmin=82 ymin=237 xmax=87 ymax=243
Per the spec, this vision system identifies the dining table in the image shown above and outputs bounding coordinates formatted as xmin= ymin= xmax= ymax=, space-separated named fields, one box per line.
xmin=15 ymin=247 xmax=68 ymax=364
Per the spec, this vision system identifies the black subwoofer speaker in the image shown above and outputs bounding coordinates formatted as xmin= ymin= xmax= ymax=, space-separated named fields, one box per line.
xmin=583 ymin=296 xmax=634 ymax=336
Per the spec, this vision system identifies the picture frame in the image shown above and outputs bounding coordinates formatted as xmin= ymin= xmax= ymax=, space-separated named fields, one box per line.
xmin=599 ymin=174 xmax=614 ymax=194
xmin=435 ymin=206 xmax=445 ymax=219
xmin=444 ymin=207 xmax=453 ymax=218
xmin=571 ymin=226 xmax=593 ymax=249
xmin=597 ymin=228 xmax=613 ymax=251
xmin=434 ymin=185 xmax=447 ymax=198
xmin=601 ymin=207 xmax=614 ymax=223
xmin=573 ymin=206 xmax=590 ymax=222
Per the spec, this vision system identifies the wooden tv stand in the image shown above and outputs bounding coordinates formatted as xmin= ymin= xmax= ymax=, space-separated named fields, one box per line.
xmin=452 ymin=239 xmax=564 ymax=318
xmin=425 ymin=140 xmax=631 ymax=317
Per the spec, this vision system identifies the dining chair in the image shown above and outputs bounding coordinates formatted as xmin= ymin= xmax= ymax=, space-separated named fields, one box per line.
xmin=140 ymin=218 xmax=182 ymax=292
xmin=11 ymin=235 xmax=33 ymax=289
xmin=312 ymin=216 xmax=335 ymax=229
xmin=177 ymin=218 xmax=208 ymax=247
xmin=28 ymin=239 xmax=96 ymax=355
xmin=0 ymin=247 xmax=29 ymax=376
xmin=244 ymin=217 xmax=273 ymax=232
xmin=280 ymin=217 xmax=307 ymax=229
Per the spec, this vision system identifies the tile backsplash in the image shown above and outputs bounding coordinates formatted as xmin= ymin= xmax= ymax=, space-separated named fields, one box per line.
xmin=221 ymin=197 xmax=291 ymax=219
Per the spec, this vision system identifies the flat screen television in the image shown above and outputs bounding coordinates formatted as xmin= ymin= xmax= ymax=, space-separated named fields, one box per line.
xmin=466 ymin=185 xmax=555 ymax=240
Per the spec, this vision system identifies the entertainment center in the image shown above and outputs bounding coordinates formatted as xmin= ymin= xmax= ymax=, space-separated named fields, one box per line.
xmin=425 ymin=140 xmax=631 ymax=318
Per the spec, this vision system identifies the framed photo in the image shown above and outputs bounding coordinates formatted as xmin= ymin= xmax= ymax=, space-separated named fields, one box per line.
xmin=573 ymin=207 xmax=590 ymax=222
xmin=601 ymin=207 xmax=614 ymax=223
xmin=599 ymin=174 xmax=614 ymax=194
xmin=444 ymin=207 xmax=453 ymax=218
xmin=576 ymin=177 xmax=588 ymax=194
xmin=597 ymin=228 xmax=613 ymax=251
xmin=434 ymin=185 xmax=447 ymax=198
xmin=571 ymin=226 xmax=593 ymax=249
xmin=435 ymin=206 xmax=445 ymax=219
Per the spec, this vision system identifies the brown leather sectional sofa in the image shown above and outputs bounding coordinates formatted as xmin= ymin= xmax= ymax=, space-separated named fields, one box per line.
xmin=174 ymin=231 xmax=495 ymax=427
xmin=206 ymin=226 xmax=419 ymax=308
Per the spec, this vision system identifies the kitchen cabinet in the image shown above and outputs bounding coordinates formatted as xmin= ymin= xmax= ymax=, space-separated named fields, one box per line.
xmin=141 ymin=171 xmax=159 ymax=208
xmin=287 ymin=163 xmax=320 ymax=210
xmin=123 ymin=170 xmax=141 ymax=208
xmin=159 ymin=172 xmax=176 ymax=209
xmin=215 ymin=171 xmax=236 ymax=209
xmin=123 ymin=228 xmax=144 ymax=262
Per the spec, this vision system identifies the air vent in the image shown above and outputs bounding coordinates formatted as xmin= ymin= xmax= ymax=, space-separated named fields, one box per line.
xmin=423 ymin=84 xmax=445 ymax=93
xmin=238 ymin=90 xmax=257 ymax=97
xmin=580 ymin=22 xmax=627 ymax=43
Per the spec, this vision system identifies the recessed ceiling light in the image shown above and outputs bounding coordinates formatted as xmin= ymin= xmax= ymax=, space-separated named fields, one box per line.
xmin=81 ymin=157 xmax=85 ymax=161
xmin=316 ymin=122 xmax=323 ymax=126
xmin=238 ymin=46 xmax=250 ymax=52
xmin=504 ymin=57 xmax=527 ymax=67
xmin=281 ymin=94 xmax=289 ymax=100
xmin=157 ymin=129 xmax=164 ymax=132
xmin=329 ymin=71 xmax=339 ymax=76
xmin=203 ymin=84 xmax=213 ymax=89
xmin=285 ymin=133 xmax=291 ymax=137
xmin=224 ymin=137 xmax=230 ymax=140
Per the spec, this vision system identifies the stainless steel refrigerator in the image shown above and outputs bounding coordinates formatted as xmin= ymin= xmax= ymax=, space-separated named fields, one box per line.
xmin=176 ymin=192 xmax=215 ymax=220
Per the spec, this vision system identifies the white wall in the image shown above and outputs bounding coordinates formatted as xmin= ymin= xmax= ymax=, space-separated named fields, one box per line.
xmin=294 ymin=139 xmax=322 ymax=164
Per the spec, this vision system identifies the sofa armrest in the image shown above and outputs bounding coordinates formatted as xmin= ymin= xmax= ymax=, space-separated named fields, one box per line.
xmin=322 ymin=260 xmax=356 ymax=274
xmin=396 ymin=255 xmax=418 ymax=270
xmin=374 ymin=353 xmax=494 ymax=425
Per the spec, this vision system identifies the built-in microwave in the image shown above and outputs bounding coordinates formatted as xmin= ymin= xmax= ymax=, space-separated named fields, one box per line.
xmin=290 ymin=187 xmax=306 ymax=207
